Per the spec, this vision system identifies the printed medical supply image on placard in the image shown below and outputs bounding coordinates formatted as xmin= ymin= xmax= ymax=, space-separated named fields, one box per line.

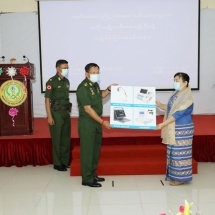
xmin=110 ymin=86 xmax=156 ymax=129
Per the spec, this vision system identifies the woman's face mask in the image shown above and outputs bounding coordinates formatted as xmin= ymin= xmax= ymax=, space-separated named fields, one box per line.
xmin=90 ymin=74 xmax=100 ymax=83
xmin=174 ymin=82 xmax=181 ymax=91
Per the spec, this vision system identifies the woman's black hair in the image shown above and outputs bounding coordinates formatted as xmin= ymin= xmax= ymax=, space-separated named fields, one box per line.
xmin=174 ymin=72 xmax=190 ymax=87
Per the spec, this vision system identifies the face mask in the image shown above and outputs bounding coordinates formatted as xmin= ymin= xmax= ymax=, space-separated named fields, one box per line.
xmin=174 ymin=82 xmax=181 ymax=91
xmin=90 ymin=74 xmax=100 ymax=83
xmin=61 ymin=69 xmax=68 ymax=77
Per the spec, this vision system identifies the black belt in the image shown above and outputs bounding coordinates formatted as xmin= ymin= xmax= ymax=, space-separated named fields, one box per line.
xmin=52 ymin=106 xmax=68 ymax=111
xmin=52 ymin=103 xmax=72 ymax=112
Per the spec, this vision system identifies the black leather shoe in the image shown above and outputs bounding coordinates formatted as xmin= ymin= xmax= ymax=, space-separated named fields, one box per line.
xmin=53 ymin=165 xmax=67 ymax=171
xmin=82 ymin=181 xmax=102 ymax=187
xmin=94 ymin=176 xmax=105 ymax=182
xmin=62 ymin=164 xmax=70 ymax=168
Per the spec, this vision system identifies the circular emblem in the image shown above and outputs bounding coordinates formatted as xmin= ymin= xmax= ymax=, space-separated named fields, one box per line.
xmin=47 ymin=85 xmax=52 ymax=90
xmin=0 ymin=80 xmax=27 ymax=107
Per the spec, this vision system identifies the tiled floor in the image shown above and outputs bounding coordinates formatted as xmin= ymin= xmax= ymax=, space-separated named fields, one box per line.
xmin=0 ymin=163 xmax=214 ymax=215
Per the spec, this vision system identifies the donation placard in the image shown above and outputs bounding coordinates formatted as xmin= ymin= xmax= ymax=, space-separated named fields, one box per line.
xmin=110 ymin=86 xmax=156 ymax=129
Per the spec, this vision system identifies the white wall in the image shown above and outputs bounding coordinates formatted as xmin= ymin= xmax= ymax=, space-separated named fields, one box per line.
xmin=1 ymin=0 xmax=215 ymax=11
xmin=0 ymin=1 xmax=215 ymax=117
xmin=0 ymin=0 xmax=37 ymax=12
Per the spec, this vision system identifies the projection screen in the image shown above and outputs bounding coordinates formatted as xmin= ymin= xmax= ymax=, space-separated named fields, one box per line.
xmin=38 ymin=0 xmax=200 ymax=92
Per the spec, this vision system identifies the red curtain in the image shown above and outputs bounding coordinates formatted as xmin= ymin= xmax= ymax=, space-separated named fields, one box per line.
xmin=1 ymin=136 xmax=215 ymax=167
xmin=0 ymin=139 xmax=53 ymax=167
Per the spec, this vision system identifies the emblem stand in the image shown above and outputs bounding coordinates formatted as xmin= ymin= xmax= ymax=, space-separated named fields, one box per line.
xmin=0 ymin=63 xmax=35 ymax=136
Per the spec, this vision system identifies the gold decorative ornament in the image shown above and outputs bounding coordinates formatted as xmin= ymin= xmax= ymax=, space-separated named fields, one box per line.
xmin=0 ymin=80 xmax=27 ymax=107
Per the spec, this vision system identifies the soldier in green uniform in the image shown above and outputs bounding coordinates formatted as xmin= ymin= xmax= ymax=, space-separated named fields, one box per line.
xmin=76 ymin=63 xmax=113 ymax=187
xmin=45 ymin=59 xmax=72 ymax=171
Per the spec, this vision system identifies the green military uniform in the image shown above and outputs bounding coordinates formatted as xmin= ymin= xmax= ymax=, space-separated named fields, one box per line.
xmin=76 ymin=77 xmax=103 ymax=184
xmin=45 ymin=74 xmax=71 ymax=166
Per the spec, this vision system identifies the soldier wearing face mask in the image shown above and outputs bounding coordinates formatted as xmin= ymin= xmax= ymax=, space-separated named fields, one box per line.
xmin=45 ymin=59 xmax=72 ymax=172
xmin=76 ymin=63 xmax=114 ymax=187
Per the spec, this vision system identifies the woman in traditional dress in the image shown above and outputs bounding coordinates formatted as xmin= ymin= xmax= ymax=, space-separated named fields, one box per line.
xmin=156 ymin=72 xmax=194 ymax=186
